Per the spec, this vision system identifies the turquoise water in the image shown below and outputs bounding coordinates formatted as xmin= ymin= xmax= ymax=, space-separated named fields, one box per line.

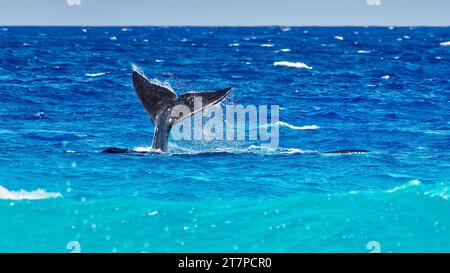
xmin=0 ymin=27 xmax=449 ymax=252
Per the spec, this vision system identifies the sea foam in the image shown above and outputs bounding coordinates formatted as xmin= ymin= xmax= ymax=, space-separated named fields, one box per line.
xmin=0 ymin=185 xmax=62 ymax=200
xmin=385 ymin=180 xmax=421 ymax=193
xmin=275 ymin=48 xmax=291 ymax=53
xmin=263 ymin=121 xmax=320 ymax=130
xmin=85 ymin=72 xmax=106 ymax=77
xmin=273 ymin=61 xmax=312 ymax=70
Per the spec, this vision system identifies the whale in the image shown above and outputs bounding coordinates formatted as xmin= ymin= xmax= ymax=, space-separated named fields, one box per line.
xmin=101 ymin=70 xmax=368 ymax=155
xmin=101 ymin=147 xmax=370 ymax=155
xmin=124 ymin=70 xmax=231 ymax=153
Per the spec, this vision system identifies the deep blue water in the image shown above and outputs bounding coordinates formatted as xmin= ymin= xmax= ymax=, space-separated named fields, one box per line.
xmin=0 ymin=26 xmax=450 ymax=252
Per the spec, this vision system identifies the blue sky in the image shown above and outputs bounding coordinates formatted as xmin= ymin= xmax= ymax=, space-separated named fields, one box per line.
xmin=0 ymin=0 xmax=449 ymax=26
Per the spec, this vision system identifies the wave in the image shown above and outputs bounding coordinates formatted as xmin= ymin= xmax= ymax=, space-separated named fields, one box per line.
xmin=385 ymin=179 xmax=421 ymax=193
xmin=263 ymin=121 xmax=319 ymax=130
xmin=132 ymin=146 xmax=163 ymax=153
xmin=273 ymin=61 xmax=312 ymax=70
xmin=349 ymin=179 xmax=450 ymax=202
xmin=278 ymin=122 xmax=319 ymax=130
xmin=108 ymin=144 xmax=318 ymax=156
xmin=335 ymin=36 xmax=344 ymax=41
xmin=357 ymin=50 xmax=371 ymax=54
xmin=85 ymin=72 xmax=106 ymax=77
xmin=424 ymin=183 xmax=450 ymax=201
xmin=275 ymin=48 xmax=291 ymax=53
xmin=261 ymin=43 xmax=274 ymax=47
xmin=0 ymin=185 xmax=62 ymax=200
xmin=24 ymin=130 xmax=87 ymax=141
xmin=440 ymin=41 xmax=450 ymax=46
xmin=247 ymin=145 xmax=317 ymax=154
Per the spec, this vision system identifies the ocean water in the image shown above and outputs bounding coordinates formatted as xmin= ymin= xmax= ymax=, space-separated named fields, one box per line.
xmin=0 ymin=26 xmax=450 ymax=252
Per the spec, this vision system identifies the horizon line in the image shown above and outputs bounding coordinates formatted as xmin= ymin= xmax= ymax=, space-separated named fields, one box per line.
xmin=1 ymin=24 xmax=450 ymax=28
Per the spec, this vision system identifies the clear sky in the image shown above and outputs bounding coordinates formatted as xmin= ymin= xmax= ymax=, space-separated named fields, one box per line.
xmin=0 ymin=0 xmax=449 ymax=26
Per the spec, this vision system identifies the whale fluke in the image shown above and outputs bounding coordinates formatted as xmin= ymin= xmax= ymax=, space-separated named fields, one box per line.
xmin=101 ymin=147 xmax=154 ymax=155
xmin=102 ymin=147 xmax=133 ymax=154
xmin=132 ymin=70 xmax=231 ymax=152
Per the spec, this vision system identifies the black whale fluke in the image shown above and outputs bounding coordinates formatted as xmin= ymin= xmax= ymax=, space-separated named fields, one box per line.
xmin=102 ymin=147 xmax=133 ymax=154
xmin=101 ymin=147 xmax=154 ymax=155
xmin=131 ymin=70 xmax=231 ymax=153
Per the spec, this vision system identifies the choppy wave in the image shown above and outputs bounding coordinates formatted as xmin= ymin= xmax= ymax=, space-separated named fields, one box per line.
xmin=273 ymin=61 xmax=312 ymax=69
xmin=440 ymin=41 xmax=450 ymax=46
xmin=385 ymin=179 xmax=421 ymax=193
xmin=132 ymin=146 xmax=163 ymax=153
xmin=275 ymin=48 xmax=291 ymax=53
xmin=424 ymin=183 xmax=450 ymax=200
xmin=349 ymin=179 xmax=450 ymax=202
xmin=130 ymin=144 xmax=318 ymax=156
xmin=0 ymin=185 xmax=62 ymax=200
xmin=248 ymin=145 xmax=317 ymax=154
xmin=264 ymin=121 xmax=320 ymax=130
xmin=85 ymin=72 xmax=106 ymax=77
xmin=279 ymin=122 xmax=319 ymax=130
xmin=23 ymin=130 xmax=87 ymax=141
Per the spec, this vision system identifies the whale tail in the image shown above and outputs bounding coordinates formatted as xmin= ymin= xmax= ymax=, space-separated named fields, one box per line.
xmin=132 ymin=71 xmax=231 ymax=152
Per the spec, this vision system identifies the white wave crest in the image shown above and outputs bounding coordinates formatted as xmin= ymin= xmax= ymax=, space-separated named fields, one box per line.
xmin=248 ymin=145 xmax=317 ymax=154
xmin=0 ymin=185 xmax=62 ymax=200
xmin=132 ymin=146 xmax=163 ymax=153
xmin=335 ymin=36 xmax=344 ymax=41
xmin=274 ymin=61 xmax=312 ymax=70
xmin=385 ymin=180 xmax=421 ymax=193
xmin=440 ymin=41 xmax=450 ymax=46
xmin=357 ymin=50 xmax=371 ymax=54
xmin=275 ymin=48 xmax=291 ymax=53
xmin=269 ymin=121 xmax=320 ymax=130
xmin=85 ymin=72 xmax=106 ymax=77
xmin=261 ymin=43 xmax=274 ymax=47
xmin=424 ymin=183 xmax=450 ymax=200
